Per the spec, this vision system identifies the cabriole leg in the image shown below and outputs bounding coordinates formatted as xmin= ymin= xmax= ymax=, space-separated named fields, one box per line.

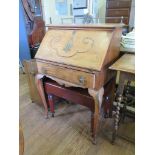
xmin=88 ymin=87 xmax=104 ymax=144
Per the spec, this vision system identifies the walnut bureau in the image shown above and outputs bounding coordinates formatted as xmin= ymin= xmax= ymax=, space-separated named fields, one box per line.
xmin=33 ymin=24 xmax=123 ymax=144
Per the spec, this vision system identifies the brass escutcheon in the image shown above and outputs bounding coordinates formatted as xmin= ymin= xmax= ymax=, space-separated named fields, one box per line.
xmin=78 ymin=76 xmax=86 ymax=85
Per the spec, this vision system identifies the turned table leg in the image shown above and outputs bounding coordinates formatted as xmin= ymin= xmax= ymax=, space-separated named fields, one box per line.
xmin=112 ymin=94 xmax=122 ymax=144
xmin=88 ymin=87 xmax=104 ymax=144
xmin=111 ymin=71 xmax=125 ymax=144
xmin=48 ymin=94 xmax=55 ymax=117
xmin=122 ymin=81 xmax=131 ymax=122
xmin=112 ymin=71 xmax=134 ymax=144
xmin=35 ymin=74 xmax=49 ymax=119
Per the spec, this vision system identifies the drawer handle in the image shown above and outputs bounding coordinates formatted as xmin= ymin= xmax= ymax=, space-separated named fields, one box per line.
xmin=79 ymin=76 xmax=86 ymax=85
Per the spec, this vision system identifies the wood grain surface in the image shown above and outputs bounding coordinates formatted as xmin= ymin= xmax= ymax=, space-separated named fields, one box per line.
xmin=36 ymin=61 xmax=95 ymax=88
xmin=109 ymin=54 xmax=135 ymax=73
xmin=35 ymin=29 xmax=113 ymax=71
xmin=46 ymin=23 xmax=125 ymax=29
xmin=20 ymin=73 xmax=135 ymax=155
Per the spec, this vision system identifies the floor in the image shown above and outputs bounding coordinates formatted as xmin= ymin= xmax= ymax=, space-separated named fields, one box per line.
xmin=19 ymin=73 xmax=135 ymax=155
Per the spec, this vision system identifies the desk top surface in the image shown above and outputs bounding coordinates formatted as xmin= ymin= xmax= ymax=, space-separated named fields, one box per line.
xmin=109 ymin=54 xmax=135 ymax=74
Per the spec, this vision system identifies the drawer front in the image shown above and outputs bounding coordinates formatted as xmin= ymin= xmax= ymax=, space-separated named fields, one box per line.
xmin=106 ymin=17 xmax=128 ymax=25
xmin=106 ymin=9 xmax=130 ymax=17
xmin=36 ymin=61 xmax=95 ymax=88
xmin=107 ymin=1 xmax=131 ymax=9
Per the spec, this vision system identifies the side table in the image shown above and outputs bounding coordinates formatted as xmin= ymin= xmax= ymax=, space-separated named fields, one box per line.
xmin=109 ymin=54 xmax=135 ymax=143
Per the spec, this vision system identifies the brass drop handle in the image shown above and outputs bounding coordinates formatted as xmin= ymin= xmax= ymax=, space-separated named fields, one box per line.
xmin=79 ymin=76 xmax=86 ymax=85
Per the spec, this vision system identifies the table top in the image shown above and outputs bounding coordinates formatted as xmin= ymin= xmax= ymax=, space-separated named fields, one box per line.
xmin=109 ymin=54 xmax=135 ymax=74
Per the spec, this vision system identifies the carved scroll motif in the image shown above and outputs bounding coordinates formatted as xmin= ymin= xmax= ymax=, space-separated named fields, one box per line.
xmin=48 ymin=30 xmax=94 ymax=58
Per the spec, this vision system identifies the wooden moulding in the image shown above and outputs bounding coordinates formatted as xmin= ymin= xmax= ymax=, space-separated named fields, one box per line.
xmin=46 ymin=23 xmax=125 ymax=30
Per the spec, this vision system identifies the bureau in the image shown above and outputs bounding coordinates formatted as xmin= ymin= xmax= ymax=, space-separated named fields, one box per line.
xmin=28 ymin=24 xmax=123 ymax=144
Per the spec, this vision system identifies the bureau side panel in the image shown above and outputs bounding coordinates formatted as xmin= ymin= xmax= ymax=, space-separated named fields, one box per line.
xmin=93 ymin=27 xmax=122 ymax=89
xmin=103 ymin=27 xmax=122 ymax=67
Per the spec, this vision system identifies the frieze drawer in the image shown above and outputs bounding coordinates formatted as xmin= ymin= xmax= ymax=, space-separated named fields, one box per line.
xmin=36 ymin=61 xmax=95 ymax=88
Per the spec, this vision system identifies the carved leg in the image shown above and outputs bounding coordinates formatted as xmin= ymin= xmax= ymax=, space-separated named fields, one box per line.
xmin=48 ymin=94 xmax=55 ymax=117
xmin=88 ymin=87 xmax=104 ymax=144
xmin=112 ymin=94 xmax=122 ymax=144
xmin=35 ymin=74 xmax=48 ymax=119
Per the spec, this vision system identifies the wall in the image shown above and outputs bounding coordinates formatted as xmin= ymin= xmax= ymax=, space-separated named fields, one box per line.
xmin=42 ymin=0 xmax=73 ymax=24
xmin=19 ymin=0 xmax=31 ymax=62
xmin=98 ymin=0 xmax=106 ymax=23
